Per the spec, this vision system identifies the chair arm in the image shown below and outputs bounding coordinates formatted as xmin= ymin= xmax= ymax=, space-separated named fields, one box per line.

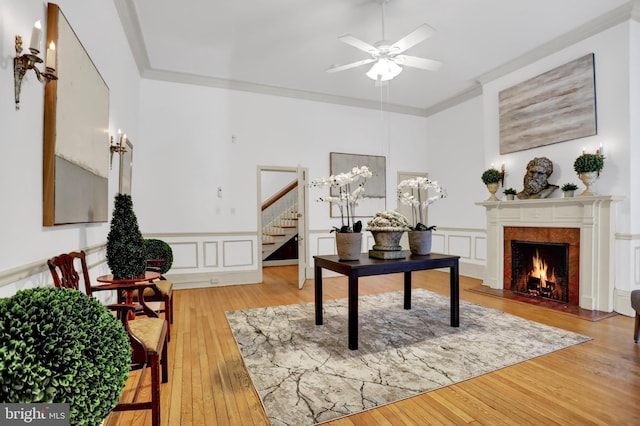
xmin=93 ymin=283 xmax=160 ymax=318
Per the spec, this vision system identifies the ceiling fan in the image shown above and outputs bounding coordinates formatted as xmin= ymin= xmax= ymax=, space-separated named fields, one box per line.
xmin=327 ymin=0 xmax=442 ymax=82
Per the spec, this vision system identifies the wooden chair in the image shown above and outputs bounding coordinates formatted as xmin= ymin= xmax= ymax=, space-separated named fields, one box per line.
xmin=143 ymin=239 xmax=175 ymax=334
xmin=47 ymin=251 xmax=168 ymax=426
xmin=143 ymin=259 xmax=174 ymax=339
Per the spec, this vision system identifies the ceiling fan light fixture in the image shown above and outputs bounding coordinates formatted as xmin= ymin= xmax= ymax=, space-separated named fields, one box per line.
xmin=366 ymin=58 xmax=402 ymax=81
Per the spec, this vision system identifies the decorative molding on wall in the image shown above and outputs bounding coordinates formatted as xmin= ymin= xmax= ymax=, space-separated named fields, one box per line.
xmin=477 ymin=2 xmax=634 ymax=86
xmin=0 ymin=243 xmax=105 ymax=288
xmin=169 ymin=242 xmax=199 ymax=269
xmin=203 ymin=241 xmax=219 ymax=268
xmin=448 ymin=235 xmax=472 ymax=259
xmin=223 ymin=240 xmax=254 ymax=267
xmin=115 ymin=0 xmax=635 ymax=118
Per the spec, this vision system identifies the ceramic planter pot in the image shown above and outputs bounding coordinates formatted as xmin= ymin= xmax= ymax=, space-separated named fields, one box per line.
xmin=335 ymin=232 xmax=362 ymax=261
xmin=371 ymin=231 xmax=404 ymax=251
xmin=408 ymin=230 xmax=432 ymax=255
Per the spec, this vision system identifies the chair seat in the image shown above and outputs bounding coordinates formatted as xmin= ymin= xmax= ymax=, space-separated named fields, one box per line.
xmin=129 ymin=317 xmax=166 ymax=353
xmin=143 ymin=280 xmax=172 ymax=298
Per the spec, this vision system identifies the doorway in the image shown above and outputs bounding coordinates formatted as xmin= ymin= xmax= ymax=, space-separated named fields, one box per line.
xmin=257 ymin=166 xmax=309 ymax=289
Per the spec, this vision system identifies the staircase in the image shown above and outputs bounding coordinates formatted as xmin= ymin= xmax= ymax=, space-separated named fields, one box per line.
xmin=262 ymin=181 xmax=299 ymax=262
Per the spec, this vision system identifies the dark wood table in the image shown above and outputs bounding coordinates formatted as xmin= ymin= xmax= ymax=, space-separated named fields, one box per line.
xmin=314 ymin=252 xmax=460 ymax=350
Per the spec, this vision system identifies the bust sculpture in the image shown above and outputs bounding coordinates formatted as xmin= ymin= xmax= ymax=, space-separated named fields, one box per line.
xmin=516 ymin=157 xmax=559 ymax=199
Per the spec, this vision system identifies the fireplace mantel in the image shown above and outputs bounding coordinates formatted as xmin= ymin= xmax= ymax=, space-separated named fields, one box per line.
xmin=477 ymin=196 xmax=622 ymax=312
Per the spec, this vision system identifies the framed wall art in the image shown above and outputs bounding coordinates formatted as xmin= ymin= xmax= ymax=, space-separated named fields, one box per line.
xmin=43 ymin=3 xmax=109 ymax=225
xmin=329 ymin=152 xmax=386 ymax=218
xmin=499 ymin=53 xmax=597 ymax=154
xmin=119 ymin=139 xmax=133 ymax=195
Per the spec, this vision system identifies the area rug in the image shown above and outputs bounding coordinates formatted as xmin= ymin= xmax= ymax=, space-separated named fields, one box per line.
xmin=225 ymin=289 xmax=591 ymax=425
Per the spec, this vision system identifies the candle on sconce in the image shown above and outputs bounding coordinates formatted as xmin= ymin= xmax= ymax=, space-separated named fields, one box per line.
xmin=582 ymin=147 xmax=586 ymax=155
xmin=599 ymin=144 xmax=604 ymax=156
xmin=29 ymin=20 xmax=42 ymax=52
xmin=45 ymin=41 xmax=56 ymax=70
xmin=501 ymin=162 xmax=505 ymax=172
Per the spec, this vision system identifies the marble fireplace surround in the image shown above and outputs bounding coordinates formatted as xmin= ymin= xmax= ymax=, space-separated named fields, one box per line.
xmin=478 ymin=196 xmax=622 ymax=312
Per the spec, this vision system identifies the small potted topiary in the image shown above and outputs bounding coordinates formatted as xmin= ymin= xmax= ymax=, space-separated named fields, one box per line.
xmin=573 ymin=153 xmax=604 ymax=196
xmin=561 ymin=183 xmax=578 ymax=198
xmin=504 ymin=188 xmax=517 ymax=200
xmin=481 ymin=168 xmax=502 ymax=201
xmin=0 ymin=287 xmax=130 ymax=425
xmin=107 ymin=194 xmax=147 ymax=279
xmin=144 ymin=239 xmax=174 ymax=274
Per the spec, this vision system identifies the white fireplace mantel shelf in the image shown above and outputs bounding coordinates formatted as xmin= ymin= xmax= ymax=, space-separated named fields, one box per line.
xmin=476 ymin=195 xmax=623 ymax=312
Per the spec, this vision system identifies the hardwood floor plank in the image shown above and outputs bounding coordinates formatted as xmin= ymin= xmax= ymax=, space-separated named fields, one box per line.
xmin=103 ymin=266 xmax=640 ymax=425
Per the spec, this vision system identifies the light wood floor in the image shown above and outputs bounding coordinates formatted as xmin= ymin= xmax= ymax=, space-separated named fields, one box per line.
xmin=105 ymin=266 xmax=640 ymax=425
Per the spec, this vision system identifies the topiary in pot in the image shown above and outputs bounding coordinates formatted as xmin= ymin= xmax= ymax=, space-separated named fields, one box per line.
xmin=0 ymin=287 xmax=130 ymax=426
xmin=144 ymin=239 xmax=173 ymax=274
xmin=481 ymin=168 xmax=502 ymax=184
xmin=107 ymin=194 xmax=147 ymax=279
xmin=573 ymin=153 xmax=604 ymax=174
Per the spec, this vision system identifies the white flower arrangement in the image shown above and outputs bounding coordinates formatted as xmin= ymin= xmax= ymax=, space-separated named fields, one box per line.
xmin=310 ymin=165 xmax=373 ymax=233
xmin=397 ymin=177 xmax=447 ymax=231
xmin=366 ymin=210 xmax=411 ymax=231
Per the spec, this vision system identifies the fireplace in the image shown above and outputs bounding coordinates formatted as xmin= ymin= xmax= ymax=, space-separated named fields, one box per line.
xmin=479 ymin=196 xmax=620 ymax=312
xmin=511 ymin=240 xmax=569 ymax=303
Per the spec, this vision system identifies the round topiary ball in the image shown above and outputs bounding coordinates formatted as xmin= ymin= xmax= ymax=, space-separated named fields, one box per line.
xmin=0 ymin=287 xmax=130 ymax=426
xmin=144 ymin=239 xmax=173 ymax=274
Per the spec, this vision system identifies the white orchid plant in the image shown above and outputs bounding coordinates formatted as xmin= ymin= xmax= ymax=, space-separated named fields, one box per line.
xmin=310 ymin=165 xmax=373 ymax=233
xmin=397 ymin=177 xmax=447 ymax=231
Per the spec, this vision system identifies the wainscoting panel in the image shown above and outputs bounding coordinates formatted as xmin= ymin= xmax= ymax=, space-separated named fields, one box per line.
xmin=170 ymin=242 xmax=199 ymax=269
xmin=448 ymin=235 xmax=472 ymax=259
xmin=316 ymin=235 xmax=337 ymax=256
xmin=223 ymin=240 xmax=254 ymax=267
xmin=475 ymin=237 xmax=487 ymax=261
xmin=203 ymin=241 xmax=219 ymax=268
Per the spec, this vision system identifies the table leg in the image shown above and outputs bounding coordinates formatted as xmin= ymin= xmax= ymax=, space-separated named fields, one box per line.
xmin=404 ymin=271 xmax=411 ymax=309
xmin=348 ymin=275 xmax=359 ymax=350
xmin=450 ymin=259 xmax=460 ymax=327
xmin=315 ymin=263 xmax=323 ymax=325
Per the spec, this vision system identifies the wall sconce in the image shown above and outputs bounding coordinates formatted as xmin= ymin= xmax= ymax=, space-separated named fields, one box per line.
xmin=14 ymin=21 xmax=58 ymax=110
xmin=500 ymin=162 xmax=506 ymax=187
xmin=110 ymin=130 xmax=127 ymax=169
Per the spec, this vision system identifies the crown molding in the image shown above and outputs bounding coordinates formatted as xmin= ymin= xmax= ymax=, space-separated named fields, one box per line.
xmin=424 ymin=84 xmax=483 ymax=117
xmin=116 ymin=0 xmax=635 ymax=118
xmin=476 ymin=2 xmax=635 ymax=85
xmin=113 ymin=0 xmax=151 ymax=72
xmin=141 ymin=68 xmax=429 ymax=116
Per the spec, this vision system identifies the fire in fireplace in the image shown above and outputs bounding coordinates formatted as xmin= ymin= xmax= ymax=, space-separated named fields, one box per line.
xmin=511 ymin=240 xmax=569 ymax=303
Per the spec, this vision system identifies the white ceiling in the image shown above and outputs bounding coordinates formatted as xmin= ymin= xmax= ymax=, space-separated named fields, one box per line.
xmin=118 ymin=0 xmax=634 ymax=116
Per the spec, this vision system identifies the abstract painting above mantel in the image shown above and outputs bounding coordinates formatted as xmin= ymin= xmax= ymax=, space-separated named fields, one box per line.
xmin=499 ymin=53 xmax=597 ymax=154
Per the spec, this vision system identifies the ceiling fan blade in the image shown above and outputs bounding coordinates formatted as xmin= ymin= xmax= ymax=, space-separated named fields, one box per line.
xmin=327 ymin=58 xmax=376 ymax=73
xmin=338 ymin=35 xmax=379 ymax=54
xmin=396 ymin=55 xmax=442 ymax=71
xmin=391 ymin=24 xmax=435 ymax=54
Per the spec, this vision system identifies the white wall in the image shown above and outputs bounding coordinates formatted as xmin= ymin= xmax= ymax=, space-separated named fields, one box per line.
xmin=1 ymin=3 xmax=638 ymax=314
xmin=0 ymin=0 xmax=140 ymax=296
xmin=480 ymin=20 xmax=639 ymax=312
xmin=134 ymin=80 xmax=430 ymax=283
